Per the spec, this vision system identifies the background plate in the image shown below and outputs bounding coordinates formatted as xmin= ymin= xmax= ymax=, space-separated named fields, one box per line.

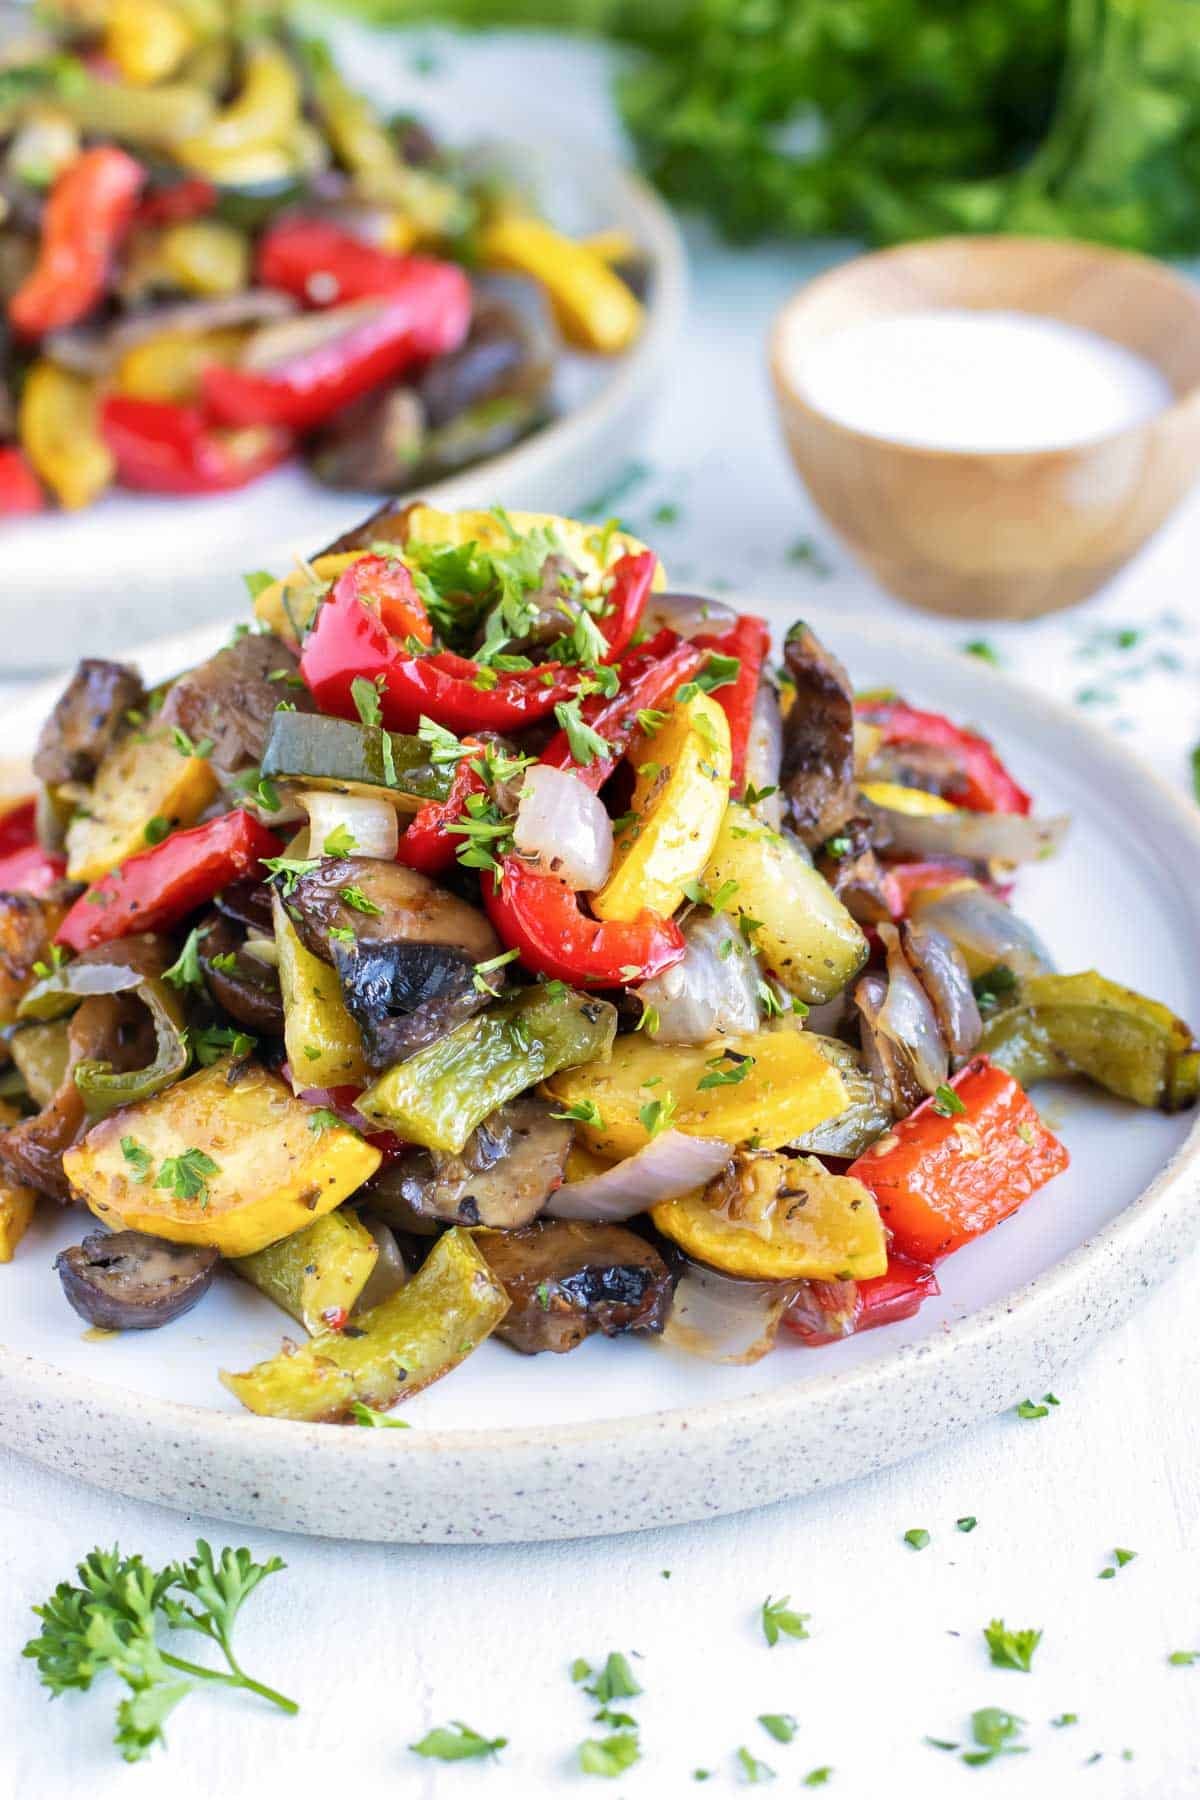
xmin=1 ymin=607 xmax=1198 ymax=1542
xmin=1 ymin=15 xmax=685 ymax=667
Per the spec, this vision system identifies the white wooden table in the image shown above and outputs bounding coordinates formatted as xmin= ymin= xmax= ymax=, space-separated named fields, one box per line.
xmin=3 ymin=28 xmax=1199 ymax=1799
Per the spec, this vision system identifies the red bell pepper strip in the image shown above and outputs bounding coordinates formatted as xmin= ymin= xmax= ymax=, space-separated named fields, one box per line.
xmin=484 ymin=857 xmax=685 ymax=988
xmin=396 ymin=740 xmax=487 ymax=875
xmin=538 ymin=636 xmax=703 ymax=791
xmin=300 ymin=554 xmax=579 ymax=735
xmin=0 ymin=800 xmax=36 ymax=859
xmin=202 ymin=266 xmax=471 ymax=433
xmin=101 ymin=396 xmax=292 ymax=495
xmin=856 ymin=699 xmax=1031 ymax=815
xmin=694 ymin=613 xmax=769 ymax=797
xmin=783 ymin=1254 xmax=940 ymax=1345
xmin=258 ymin=219 xmax=449 ymax=309
xmin=135 ymin=176 xmax=216 ymax=228
xmin=848 ymin=1055 xmax=1068 ymax=1263
xmin=0 ymin=843 xmax=66 ymax=897
xmin=56 ymin=811 xmax=283 ymax=953
xmin=0 ymin=447 xmax=45 ymax=516
xmin=882 ymin=860 xmax=980 ymax=916
xmin=9 ymin=147 xmax=143 ymax=338
xmin=595 ymin=551 xmax=657 ymax=661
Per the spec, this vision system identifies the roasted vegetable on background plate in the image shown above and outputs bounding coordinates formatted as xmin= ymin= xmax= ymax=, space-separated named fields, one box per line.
xmin=2 ymin=499 xmax=1195 ymax=1424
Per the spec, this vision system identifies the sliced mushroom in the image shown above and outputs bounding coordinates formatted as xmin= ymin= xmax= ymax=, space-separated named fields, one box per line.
xmin=198 ymin=912 xmax=284 ymax=1036
xmin=32 ymin=659 xmax=146 ymax=788
xmin=779 ymin=622 xmax=856 ymax=847
xmin=817 ymin=817 xmax=896 ymax=925
xmin=476 ymin=1219 xmax=672 ymax=1354
xmin=379 ymin=1095 xmax=573 ymax=1229
xmin=160 ymin=631 xmax=314 ymax=774
xmin=56 ymin=1229 xmax=218 ymax=1330
xmin=333 ymin=937 xmax=487 ymax=1068
xmin=289 ymin=856 xmax=500 ymax=967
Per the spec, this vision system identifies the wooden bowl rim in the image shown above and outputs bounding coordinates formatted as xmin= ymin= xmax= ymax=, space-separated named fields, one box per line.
xmin=769 ymin=234 xmax=1200 ymax=464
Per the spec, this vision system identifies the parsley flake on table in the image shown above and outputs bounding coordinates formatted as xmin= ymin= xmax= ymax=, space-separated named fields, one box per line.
xmin=570 ymin=1658 xmax=592 ymax=1683
xmin=23 ymin=1540 xmax=295 ymax=1762
xmin=1052 ymin=1713 xmax=1079 ymax=1726
xmin=578 ymin=1731 xmax=640 ymax=1777
xmin=760 ymin=1595 xmax=811 ymax=1647
xmin=961 ymin=1707 xmax=1027 ymax=1767
xmin=758 ymin=1713 xmax=797 ymax=1743
xmin=410 ymin=1721 xmax=507 ymax=1761
xmin=586 ymin=1651 xmax=642 ymax=1704
xmin=349 ymin=1402 xmax=410 ymax=1429
xmin=803 ymin=1769 xmax=833 ymax=1787
xmin=156 ymin=1149 xmax=219 ymax=1206
xmin=1099 ymin=1547 xmax=1137 ymax=1578
xmin=957 ymin=1516 xmax=978 ymax=1533
xmin=984 ymin=1619 xmax=1042 ymax=1673
xmin=736 ymin=1744 xmax=775 ymax=1782
xmin=963 ymin=639 xmax=1002 ymax=666
xmin=904 ymin=1528 xmax=931 ymax=1551
xmin=1015 ymin=1396 xmax=1053 ymax=1420
xmin=1168 ymin=1651 xmax=1198 ymax=1666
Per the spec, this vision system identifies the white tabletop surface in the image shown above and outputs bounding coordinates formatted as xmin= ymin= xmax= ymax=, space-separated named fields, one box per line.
xmin=3 ymin=28 xmax=1200 ymax=1800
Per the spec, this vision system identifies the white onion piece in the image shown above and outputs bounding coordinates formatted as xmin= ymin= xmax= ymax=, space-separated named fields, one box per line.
xmin=662 ymin=1259 xmax=800 ymax=1364
xmin=354 ymin=1217 xmax=409 ymax=1312
xmin=910 ymin=883 xmax=1055 ymax=979
xmin=877 ymin=922 xmax=948 ymax=1092
xmin=636 ymin=912 xmax=760 ymax=1043
xmin=865 ymin=800 xmax=1069 ymax=866
xmin=546 ymin=1131 xmax=732 ymax=1223
xmin=299 ymin=790 xmax=398 ymax=861
xmin=744 ymin=681 xmax=784 ymax=829
xmin=513 ymin=763 xmax=613 ymax=891
xmin=642 ymin=592 xmax=738 ymax=639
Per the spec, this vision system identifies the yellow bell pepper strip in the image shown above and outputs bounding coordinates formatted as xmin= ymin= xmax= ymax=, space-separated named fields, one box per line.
xmin=176 ymin=41 xmax=301 ymax=169
xmin=0 ymin=1182 xmax=37 ymax=1261
xmin=64 ymin=1058 xmax=382 ymax=1257
xmin=592 ymin=690 xmax=732 ymax=924
xmin=652 ymin=1151 xmax=888 ymax=1282
xmin=63 ymin=729 xmax=220 ymax=887
xmin=155 ymin=218 xmax=249 ymax=296
xmin=18 ymin=363 xmax=114 ymax=510
xmin=253 ymin=552 xmax=362 ymax=640
xmin=979 ymin=971 xmax=1200 ymax=1111
xmin=702 ymin=804 xmax=867 ymax=1004
xmin=359 ymin=985 xmax=616 ymax=1155
xmin=104 ymin=0 xmax=195 ymax=86
xmin=859 ymin=781 xmax=956 ymax=817
xmin=543 ymin=1028 xmax=848 ymax=1159
xmin=116 ymin=326 xmax=247 ymax=402
xmin=479 ymin=214 xmax=643 ymax=353
xmin=272 ymin=894 xmax=370 ymax=1090
xmin=220 ymin=1226 xmax=509 ymax=1422
xmin=233 ymin=1208 xmax=379 ymax=1334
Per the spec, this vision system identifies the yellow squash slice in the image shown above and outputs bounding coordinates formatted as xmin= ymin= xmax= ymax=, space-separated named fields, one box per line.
xmin=65 ymin=731 xmax=218 ymax=885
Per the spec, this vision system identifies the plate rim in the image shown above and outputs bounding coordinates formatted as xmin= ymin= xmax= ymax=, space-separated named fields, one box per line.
xmin=3 ymin=608 xmax=1199 ymax=1531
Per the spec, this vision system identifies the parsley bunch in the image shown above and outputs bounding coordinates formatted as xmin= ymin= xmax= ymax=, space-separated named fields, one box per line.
xmin=24 ymin=1541 xmax=297 ymax=1762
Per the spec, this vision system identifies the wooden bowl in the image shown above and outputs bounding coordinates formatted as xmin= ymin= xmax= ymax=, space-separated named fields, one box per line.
xmin=769 ymin=236 xmax=1200 ymax=620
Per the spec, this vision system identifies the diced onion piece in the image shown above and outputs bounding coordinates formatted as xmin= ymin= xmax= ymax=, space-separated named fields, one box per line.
xmin=866 ymin=800 xmax=1068 ymax=866
xmin=744 ymin=681 xmax=783 ymax=828
xmin=513 ymin=763 xmax=613 ymax=892
xmin=877 ymin=922 xmax=948 ymax=1093
xmin=354 ymin=1216 xmax=408 ymax=1312
xmin=662 ymin=1257 xmax=800 ymax=1364
xmin=909 ymin=882 xmax=1055 ymax=980
xmin=546 ymin=1131 xmax=732 ymax=1223
xmin=299 ymin=789 xmax=399 ymax=861
xmin=636 ymin=911 xmax=760 ymax=1043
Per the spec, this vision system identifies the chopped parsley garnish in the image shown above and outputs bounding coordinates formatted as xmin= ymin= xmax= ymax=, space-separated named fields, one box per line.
xmin=1052 ymin=1712 xmax=1079 ymax=1725
xmin=803 ymin=1770 xmax=833 ymax=1788
xmin=338 ymin=885 xmax=382 ymax=916
xmin=637 ymin=707 xmax=667 ymax=735
xmin=143 ymin=815 xmax=172 ymax=846
xmin=963 ymin=639 xmax=1002 ymax=665
xmin=192 ymin=1025 xmax=256 ymax=1067
xmin=472 ymin=947 xmax=519 ymax=996
xmin=262 ymin=855 xmax=321 ymax=897
xmin=570 ymin=1658 xmax=592 ymax=1683
xmin=162 ymin=927 xmax=204 ymax=992
xmin=697 ymin=1049 xmax=755 ymax=1090
xmin=638 ymin=1002 xmax=661 ymax=1036
xmin=552 ymin=1099 xmax=605 ymax=1129
xmin=578 ymin=1732 xmax=640 ymax=1777
xmin=418 ymin=715 xmax=466 ymax=767
xmin=306 ymin=1109 xmax=343 ymax=1136
xmin=761 ymin=1595 xmax=810 ymax=1647
xmin=554 ymin=697 xmax=614 ymax=768
xmin=638 ymin=1093 xmax=677 ymax=1138
xmin=957 ymin=1516 xmax=978 ymax=1533
xmin=586 ymin=1652 xmax=642 ymax=1704
xmin=156 ymin=1149 xmax=219 ymax=1205
xmin=322 ymin=824 xmax=357 ymax=857
xmin=351 ymin=1402 xmax=410 ymax=1429
xmin=243 ymin=569 xmax=275 ymax=598
xmin=758 ymin=1714 xmax=797 ymax=1744
xmin=170 ymin=726 xmax=213 ymax=760
xmin=329 ymin=926 xmax=357 ymax=946
xmin=983 ymin=1619 xmax=1042 ymax=1672
xmin=736 ymin=1745 xmax=775 ymax=1783
xmin=1015 ymin=1394 xmax=1058 ymax=1419
xmin=230 ymin=768 xmax=281 ymax=813
xmin=120 ymin=1137 xmax=153 ymax=1183
xmin=743 ymin=782 xmax=778 ymax=807
xmin=961 ymin=1707 xmax=1026 ymax=1767
xmin=904 ymin=1528 xmax=931 ymax=1551
xmin=447 ymin=791 xmax=514 ymax=878
xmin=1098 ymin=1547 xmax=1137 ymax=1578
xmin=931 ymin=1084 xmax=966 ymax=1117
xmin=1168 ymin=1651 xmax=1197 ymax=1666
xmin=209 ymin=952 xmax=238 ymax=974
xmin=32 ymin=944 xmax=65 ymax=979
xmin=676 ymin=653 xmax=740 ymax=702
xmin=410 ymin=1722 xmax=506 ymax=1761
xmin=350 ymin=675 xmax=384 ymax=728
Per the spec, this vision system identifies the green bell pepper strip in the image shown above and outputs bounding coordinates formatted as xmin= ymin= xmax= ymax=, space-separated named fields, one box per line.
xmin=18 ymin=953 xmax=188 ymax=1116
xmin=357 ymin=985 xmax=617 ymax=1153
xmin=221 ymin=1227 xmax=510 ymax=1423
xmin=980 ymin=970 xmax=1200 ymax=1112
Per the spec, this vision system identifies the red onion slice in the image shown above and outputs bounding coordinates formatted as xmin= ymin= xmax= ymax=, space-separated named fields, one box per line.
xmin=545 ymin=1131 xmax=732 ymax=1223
xmin=865 ymin=800 xmax=1069 ymax=866
xmin=909 ymin=882 xmax=1055 ymax=979
xmin=662 ymin=1258 xmax=801 ymax=1364
xmin=513 ymin=763 xmax=613 ymax=891
xmin=877 ymin=922 xmax=948 ymax=1092
xmin=635 ymin=911 xmax=760 ymax=1043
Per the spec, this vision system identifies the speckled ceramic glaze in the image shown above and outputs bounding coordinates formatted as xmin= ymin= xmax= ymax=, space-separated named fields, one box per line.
xmin=2 ymin=614 xmax=1199 ymax=1542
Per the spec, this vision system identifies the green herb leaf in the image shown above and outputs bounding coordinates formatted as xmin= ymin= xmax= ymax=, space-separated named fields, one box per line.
xmin=307 ymin=1109 xmax=343 ymax=1136
xmin=243 ymin=570 xmax=275 ymax=599
xmin=761 ymin=1594 xmax=810 ymax=1647
xmin=143 ymin=815 xmax=172 ymax=847
xmin=262 ymin=855 xmax=321 ymax=897
xmin=350 ymin=1402 xmax=410 ymax=1429
xmin=350 ymin=676 xmax=383 ymax=729
xmin=410 ymin=1722 xmax=506 ymax=1761
xmin=578 ymin=1731 xmax=640 ymax=1777
xmin=904 ymin=1528 xmax=931 ymax=1551
xmin=736 ymin=1744 xmax=775 ymax=1782
xmin=554 ymin=697 xmax=614 ymax=768
xmin=957 ymin=1516 xmax=978 ymax=1533
xmin=322 ymin=824 xmax=357 ymax=857
xmin=697 ymin=1049 xmax=755 ymax=1090
xmin=803 ymin=1770 xmax=833 ymax=1788
xmin=983 ymin=1619 xmax=1042 ymax=1673
xmin=551 ymin=1098 xmax=605 ymax=1129
xmin=162 ymin=928 xmax=204 ymax=992
xmin=170 ymin=727 xmax=213 ymax=760
xmin=931 ymin=1084 xmax=966 ymax=1118
xmin=586 ymin=1652 xmax=643 ymax=1704
xmin=758 ymin=1713 xmax=797 ymax=1743
xmin=191 ymin=1025 xmax=256 ymax=1067
xmin=638 ymin=1093 xmax=677 ymax=1138
xmin=120 ymin=1137 xmax=153 ymax=1183
xmin=339 ymin=885 xmax=382 ymax=916
xmin=156 ymin=1149 xmax=219 ymax=1205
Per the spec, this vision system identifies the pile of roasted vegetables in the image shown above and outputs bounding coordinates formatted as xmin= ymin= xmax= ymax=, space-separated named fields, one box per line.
xmin=0 ymin=3 xmax=645 ymax=516
xmin=0 ymin=500 xmax=1195 ymax=1421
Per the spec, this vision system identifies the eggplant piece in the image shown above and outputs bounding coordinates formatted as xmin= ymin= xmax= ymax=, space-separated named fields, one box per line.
xmin=160 ymin=631 xmax=314 ymax=774
xmin=32 ymin=659 xmax=146 ymax=788
xmin=213 ymin=879 xmax=275 ymax=935
xmin=417 ymin=279 xmax=555 ymax=429
xmin=817 ymin=817 xmax=896 ymax=926
xmin=382 ymin=1094 xmax=572 ymax=1229
xmin=780 ymin=622 xmax=856 ymax=848
xmin=476 ymin=1219 xmax=672 ymax=1354
xmin=308 ymin=385 xmax=425 ymax=493
xmin=56 ymin=1229 xmax=218 ymax=1330
xmin=315 ymin=497 xmax=417 ymax=558
xmin=333 ymin=937 xmax=485 ymax=1068
xmin=198 ymin=912 xmax=284 ymax=1036
xmin=289 ymin=856 xmax=500 ymax=968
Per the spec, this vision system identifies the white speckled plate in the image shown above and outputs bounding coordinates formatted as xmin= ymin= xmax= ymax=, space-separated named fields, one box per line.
xmin=1 ymin=607 xmax=1199 ymax=1542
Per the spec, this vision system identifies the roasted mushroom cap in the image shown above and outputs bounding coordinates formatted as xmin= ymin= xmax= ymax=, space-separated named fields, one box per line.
xmin=198 ymin=912 xmax=284 ymax=1036
xmin=333 ymin=937 xmax=486 ymax=1068
xmin=477 ymin=1220 xmax=672 ymax=1355
xmin=381 ymin=1095 xmax=573 ymax=1230
xmin=779 ymin=622 xmax=856 ymax=847
xmin=32 ymin=659 xmax=146 ymax=788
xmin=160 ymin=631 xmax=314 ymax=774
xmin=289 ymin=857 xmax=500 ymax=967
xmin=56 ymin=1229 xmax=218 ymax=1330
xmin=816 ymin=817 xmax=896 ymax=926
